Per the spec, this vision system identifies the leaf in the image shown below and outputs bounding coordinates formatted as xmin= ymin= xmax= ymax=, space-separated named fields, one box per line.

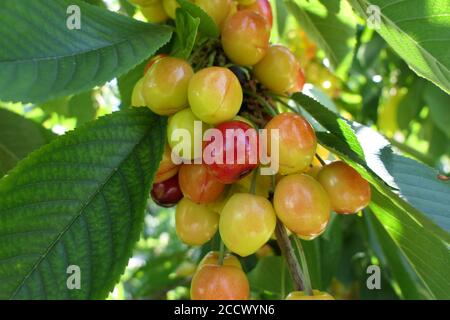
xmin=118 ymin=61 xmax=146 ymax=110
xmin=348 ymin=0 xmax=450 ymax=94
xmin=369 ymin=189 xmax=450 ymax=299
xmin=396 ymin=79 xmax=425 ymax=131
xmin=0 ymin=109 xmax=55 ymax=177
xmin=177 ymin=0 xmax=219 ymax=38
xmin=171 ymin=10 xmax=200 ymax=60
xmin=68 ymin=91 xmax=97 ymax=125
xmin=423 ymin=83 xmax=450 ymax=138
xmin=284 ymin=0 xmax=357 ymax=75
xmin=0 ymin=108 xmax=167 ymax=299
xmin=0 ymin=0 xmax=172 ymax=104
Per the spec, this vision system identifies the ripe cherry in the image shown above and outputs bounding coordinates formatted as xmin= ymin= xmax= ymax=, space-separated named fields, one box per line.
xmin=151 ymin=174 xmax=183 ymax=207
xmin=141 ymin=1 xmax=169 ymax=24
xmin=317 ymin=161 xmax=371 ymax=214
xmin=198 ymin=251 xmax=242 ymax=269
xmin=265 ymin=112 xmax=317 ymax=175
xmin=162 ymin=0 xmax=179 ymax=19
xmin=178 ymin=164 xmax=226 ymax=204
xmin=176 ymin=197 xmax=219 ymax=245
xmin=220 ymin=193 xmax=276 ymax=257
xmin=194 ymin=0 xmax=232 ymax=28
xmin=144 ymin=54 xmax=168 ymax=75
xmin=253 ymin=45 xmax=303 ymax=94
xmin=142 ymin=57 xmax=193 ymax=115
xmin=273 ymin=174 xmax=331 ymax=240
xmin=191 ymin=264 xmax=250 ymax=300
xmin=131 ymin=78 xmax=146 ymax=107
xmin=286 ymin=290 xmax=334 ymax=300
xmin=203 ymin=121 xmax=259 ymax=184
xmin=188 ymin=67 xmax=243 ymax=125
xmin=167 ymin=108 xmax=210 ymax=160
xmin=221 ymin=10 xmax=270 ymax=66
xmin=239 ymin=0 xmax=273 ymax=30
xmin=154 ymin=144 xmax=179 ymax=183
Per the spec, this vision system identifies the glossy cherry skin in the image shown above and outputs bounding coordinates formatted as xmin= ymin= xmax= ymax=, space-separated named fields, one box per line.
xmin=131 ymin=78 xmax=146 ymax=107
xmin=265 ymin=113 xmax=317 ymax=175
xmin=162 ymin=0 xmax=179 ymax=19
xmin=286 ymin=290 xmax=335 ymax=300
xmin=141 ymin=1 xmax=169 ymax=23
xmin=178 ymin=164 xmax=226 ymax=204
xmin=198 ymin=251 xmax=242 ymax=269
xmin=239 ymin=0 xmax=273 ymax=30
xmin=317 ymin=161 xmax=371 ymax=214
xmin=220 ymin=193 xmax=276 ymax=257
xmin=142 ymin=57 xmax=193 ymax=115
xmin=154 ymin=144 xmax=180 ymax=183
xmin=273 ymin=174 xmax=331 ymax=240
xmin=190 ymin=264 xmax=250 ymax=300
xmin=175 ymin=197 xmax=219 ymax=245
xmin=253 ymin=45 xmax=303 ymax=94
xmin=194 ymin=0 xmax=232 ymax=28
xmin=221 ymin=10 xmax=270 ymax=66
xmin=203 ymin=121 xmax=259 ymax=184
xmin=151 ymin=174 xmax=183 ymax=207
xmin=144 ymin=54 xmax=168 ymax=75
xmin=188 ymin=67 xmax=243 ymax=125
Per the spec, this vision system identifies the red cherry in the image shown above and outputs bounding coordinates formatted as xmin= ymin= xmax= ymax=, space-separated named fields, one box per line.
xmin=151 ymin=174 xmax=183 ymax=207
xmin=203 ymin=121 xmax=259 ymax=184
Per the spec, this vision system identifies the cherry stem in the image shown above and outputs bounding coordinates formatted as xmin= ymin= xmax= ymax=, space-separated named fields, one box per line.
xmin=281 ymin=259 xmax=286 ymax=299
xmin=293 ymin=237 xmax=314 ymax=295
xmin=244 ymin=90 xmax=278 ymax=116
xmin=249 ymin=169 xmax=259 ymax=195
xmin=218 ymin=238 xmax=225 ymax=266
xmin=274 ymin=219 xmax=306 ymax=292
xmin=315 ymin=153 xmax=326 ymax=166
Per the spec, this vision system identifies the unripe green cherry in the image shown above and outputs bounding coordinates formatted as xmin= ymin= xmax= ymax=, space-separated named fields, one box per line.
xmin=142 ymin=57 xmax=193 ymax=115
xmin=167 ymin=108 xmax=210 ymax=160
xmin=220 ymin=193 xmax=276 ymax=257
xmin=188 ymin=67 xmax=243 ymax=125
xmin=254 ymin=45 xmax=302 ymax=94
xmin=162 ymin=0 xmax=180 ymax=19
xmin=221 ymin=10 xmax=270 ymax=66
xmin=176 ymin=198 xmax=219 ymax=246
xmin=141 ymin=1 xmax=169 ymax=23
xmin=194 ymin=0 xmax=232 ymax=28
xmin=131 ymin=78 xmax=146 ymax=107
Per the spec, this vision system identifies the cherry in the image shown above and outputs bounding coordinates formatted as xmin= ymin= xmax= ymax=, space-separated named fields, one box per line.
xmin=265 ymin=112 xmax=317 ymax=175
xmin=190 ymin=264 xmax=250 ymax=300
xmin=219 ymin=193 xmax=276 ymax=257
xmin=188 ymin=67 xmax=243 ymax=125
xmin=198 ymin=251 xmax=242 ymax=269
xmin=239 ymin=0 xmax=273 ymax=30
xmin=221 ymin=10 xmax=270 ymax=66
xmin=253 ymin=45 xmax=303 ymax=94
xmin=203 ymin=120 xmax=259 ymax=184
xmin=178 ymin=164 xmax=226 ymax=204
xmin=142 ymin=57 xmax=193 ymax=115
xmin=167 ymin=108 xmax=210 ymax=160
xmin=229 ymin=65 xmax=248 ymax=87
xmin=286 ymin=290 xmax=334 ymax=300
xmin=144 ymin=53 xmax=168 ymax=75
xmin=237 ymin=0 xmax=257 ymax=5
xmin=151 ymin=174 xmax=183 ymax=207
xmin=317 ymin=161 xmax=371 ymax=214
xmin=154 ymin=144 xmax=180 ymax=183
xmin=141 ymin=1 xmax=169 ymax=24
xmin=162 ymin=0 xmax=179 ymax=19
xmin=176 ymin=197 xmax=219 ymax=245
xmin=131 ymin=78 xmax=146 ymax=107
xmin=273 ymin=174 xmax=331 ymax=240
xmin=194 ymin=0 xmax=232 ymax=28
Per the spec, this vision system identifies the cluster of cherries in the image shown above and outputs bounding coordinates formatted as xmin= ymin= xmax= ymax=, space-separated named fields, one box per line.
xmin=130 ymin=0 xmax=371 ymax=300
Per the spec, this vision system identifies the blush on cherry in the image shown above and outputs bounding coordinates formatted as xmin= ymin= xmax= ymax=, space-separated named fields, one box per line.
xmin=151 ymin=174 xmax=183 ymax=207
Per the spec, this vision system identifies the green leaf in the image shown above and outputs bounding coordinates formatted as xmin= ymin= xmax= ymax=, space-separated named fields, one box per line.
xmin=118 ymin=61 xmax=146 ymax=110
xmin=284 ymin=0 xmax=357 ymax=75
xmin=423 ymin=83 xmax=450 ymax=138
xmin=68 ymin=91 xmax=97 ymax=125
xmin=0 ymin=108 xmax=167 ymax=299
xmin=177 ymin=0 xmax=219 ymax=38
xmin=171 ymin=10 xmax=200 ymax=60
xmin=369 ymin=189 xmax=450 ymax=299
xmin=0 ymin=109 xmax=55 ymax=177
xmin=0 ymin=0 xmax=172 ymax=103
xmin=348 ymin=0 xmax=450 ymax=94
xmin=248 ymin=256 xmax=293 ymax=298
xmin=396 ymin=79 xmax=425 ymax=131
